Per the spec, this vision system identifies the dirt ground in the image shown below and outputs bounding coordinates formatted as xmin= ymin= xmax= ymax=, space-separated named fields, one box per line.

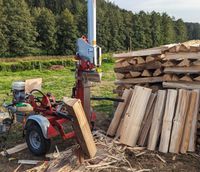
xmin=0 ymin=113 xmax=200 ymax=172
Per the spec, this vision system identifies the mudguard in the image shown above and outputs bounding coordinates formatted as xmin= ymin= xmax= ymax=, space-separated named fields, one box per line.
xmin=25 ymin=115 xmax=50 ymax=139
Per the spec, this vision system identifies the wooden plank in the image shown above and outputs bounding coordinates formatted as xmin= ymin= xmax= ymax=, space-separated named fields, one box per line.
xmin=147 ymin=90 xmax=167 ymax=151
xmin=18 ymin=160 xmax=41 ymax=165
xmin=164 ymin=66 xmax=200 ymax=74
xmin=163 ymin=81 xmax=200 ymax=90
xmin=115 ymin=77 xmax=163 ymax=85
xmin=130 ymin=71 xmax=141 ymax=78
xmin=119 ymin=86 xmax=152 ymax=147
xmin=188 ymin=90 xmax=200 ymax=152
xmin=115 ymin=118 xmax=124 ymax=139
xmin=114 ymin=61 xmax=162 ymax=73
xmin=1 ymin=143 xmax=27 ymax=156
xmin=138 ymin=94 xmax=156 ymax=143
xmin=138 ymin=93 xmax=157 ymax=146
xmin=180 ymin=91 xmax=199 ymax=153
xmin=169 ymin=89 xmax=191 ymax=154
xmin=164 ymin=52 xmax=200 ymax=60
xmin=159 ymin=90 xmax=177 ymax=153
xmin=63 ymin=98 xmax=97 ymax=158
xmin=113 ymin=48 xmax=162 ymax=58
xmin=107 ymin=89 xmax=133 ymax=136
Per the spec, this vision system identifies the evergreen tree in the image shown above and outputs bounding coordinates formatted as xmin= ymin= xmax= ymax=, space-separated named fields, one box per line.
xmin=161 ymin=13 xmax=176 ymax=44
xmin=186 ymin=22 xmax=200 ymax=40
xmin=33 ymin=8 xmax=57 ymax=54
xmin=56 ymin=9 xmax=77 ymax=55
xmin=150 ymin=11 xmax=162 ymax=46
xmin=0 ymin=0 xmax=8 ymax=55
xmin=132 ymin=14 xmax=147 ymax=49
xmin=3 ymin=0 xmax=37 ymax=55
xmin=175 ymin=19 xmax=188 ymax=42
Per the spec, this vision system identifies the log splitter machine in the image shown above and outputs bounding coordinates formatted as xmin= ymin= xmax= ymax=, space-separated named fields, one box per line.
xmin=2 ymin=0 xmax=102 ymax=156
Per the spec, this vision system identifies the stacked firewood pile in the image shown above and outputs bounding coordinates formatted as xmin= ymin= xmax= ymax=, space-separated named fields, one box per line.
xmin=108 ymin=86 xmax=200 ymax=153
xmin=114 ymin=41 xmax=200 ymax=96
xmin=111 ymin=41 xmax=200 ymax=153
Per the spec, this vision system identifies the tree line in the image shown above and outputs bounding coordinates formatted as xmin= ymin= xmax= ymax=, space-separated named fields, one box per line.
xmin=0 ymin=0 xmax=199 ymax=57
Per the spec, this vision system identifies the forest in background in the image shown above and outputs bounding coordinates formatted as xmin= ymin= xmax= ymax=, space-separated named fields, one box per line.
xmin=0 ymin=0 xmax=200 ymax=57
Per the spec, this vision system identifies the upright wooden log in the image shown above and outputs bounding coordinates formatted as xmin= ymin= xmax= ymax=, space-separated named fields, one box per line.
xmin=169 ymin=90 xmax=191 ymax=154
xmin=107 ymin=89 xmax=133 ymax=136
xmin=188 ymin=90 xmax=200 ymax=152
xmin=138 ymin=93 xmax=157 ymax=146
xmin=159 ymin=90 xmax=178 ymax=153
xmin=180 ymin=91 xmax=199 ymax=153
xmin=147 ymin=90 xmax=167 ymax=151
xmin=63 ymin=98 xmax=97 ymax=158
xmin=120 ymin=86 xmax=152 ymax=147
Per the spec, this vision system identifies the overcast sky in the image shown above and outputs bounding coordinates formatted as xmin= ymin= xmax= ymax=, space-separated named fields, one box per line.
xmin=111 ymin=0 xmax=200 ymax=23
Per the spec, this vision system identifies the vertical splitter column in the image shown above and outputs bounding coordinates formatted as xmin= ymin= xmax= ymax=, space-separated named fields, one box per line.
xmin=87 ymin=0 xmax=97 ymax=46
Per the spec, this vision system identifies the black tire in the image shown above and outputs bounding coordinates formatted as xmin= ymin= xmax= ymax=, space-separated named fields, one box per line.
xmin=25 ymin=123 xmax=51 ymax=156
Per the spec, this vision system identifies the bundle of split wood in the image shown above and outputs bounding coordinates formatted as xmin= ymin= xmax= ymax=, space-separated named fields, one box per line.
xmin=113 ymin=41 xmax=200 ymax=96
xmin=107 ymin=86 xmax=200 ymax=154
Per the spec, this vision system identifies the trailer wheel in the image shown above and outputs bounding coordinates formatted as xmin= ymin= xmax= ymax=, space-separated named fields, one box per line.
xmin=26 ymin=123 xmax=51 ymax=156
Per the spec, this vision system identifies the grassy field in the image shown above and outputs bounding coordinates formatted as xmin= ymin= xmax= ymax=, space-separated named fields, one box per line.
xmin=0 ymin=60 xmax=116 ymax=116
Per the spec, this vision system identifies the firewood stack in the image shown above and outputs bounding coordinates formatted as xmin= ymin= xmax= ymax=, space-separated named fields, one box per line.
xmin=107 ymin=86 xmax=200 ymax=154
xmin=113 ymin=41 xmax=200 ymax=96
xmin=110 ymin=41 xmax=200 ymax=153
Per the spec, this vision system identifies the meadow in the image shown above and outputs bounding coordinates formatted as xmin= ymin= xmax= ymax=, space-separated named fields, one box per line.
xmin=0 ymin=55 xmax=116 ymax=116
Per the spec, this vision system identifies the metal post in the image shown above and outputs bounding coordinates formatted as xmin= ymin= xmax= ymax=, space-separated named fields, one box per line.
xmin=87 ymin=0 xmax=96 ymax=46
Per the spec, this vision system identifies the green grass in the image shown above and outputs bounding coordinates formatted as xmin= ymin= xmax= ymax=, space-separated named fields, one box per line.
xmin=0 ymin=61 xmax=116 ymax=116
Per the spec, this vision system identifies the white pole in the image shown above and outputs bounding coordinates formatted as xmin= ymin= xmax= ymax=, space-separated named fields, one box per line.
xmin=87 ymin=0 xmax=96 ymax=46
